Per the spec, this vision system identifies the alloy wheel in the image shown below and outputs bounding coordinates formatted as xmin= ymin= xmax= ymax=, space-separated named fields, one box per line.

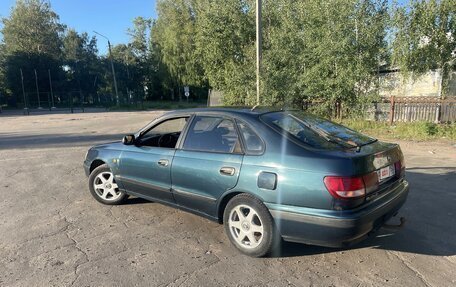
xmin=93 ymin=171 xmax=121 ymax=201
xmin=228 ymin=204 xmax=264 ymax=249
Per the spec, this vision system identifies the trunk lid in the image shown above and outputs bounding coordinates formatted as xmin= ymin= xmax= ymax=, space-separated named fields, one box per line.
xmin=323 ymin=140 xmax=406 ymax=209
xmin=349 ymin=140 xmax=405 ymax=200
xmin=350 ymin=141 xmax=403 ymax=175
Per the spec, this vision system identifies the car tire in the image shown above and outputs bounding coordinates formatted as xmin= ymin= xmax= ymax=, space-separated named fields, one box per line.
xmin=223 ymin=193 xmax=279 ymax=257
xmin=88 ymin=164 xmax=128 ymax=205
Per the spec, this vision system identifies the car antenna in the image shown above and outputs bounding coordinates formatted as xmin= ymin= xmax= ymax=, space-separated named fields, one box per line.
xmin=251 ymin=104 xmax=259 ymax=111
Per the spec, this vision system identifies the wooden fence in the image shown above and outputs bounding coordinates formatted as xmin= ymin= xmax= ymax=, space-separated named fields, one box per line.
xmin=372 ymin=96 xmax=456 ymax=124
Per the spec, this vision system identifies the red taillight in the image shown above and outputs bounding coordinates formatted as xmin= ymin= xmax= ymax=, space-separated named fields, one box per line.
xmin=324 ymin=176 xmax=366 ymax=199
xmin=324 ymin=172 xmax=379 ymax=200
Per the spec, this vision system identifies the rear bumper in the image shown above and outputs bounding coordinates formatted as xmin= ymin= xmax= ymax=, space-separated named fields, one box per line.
xmin=267 ymin=180 xmax=409 ymax=247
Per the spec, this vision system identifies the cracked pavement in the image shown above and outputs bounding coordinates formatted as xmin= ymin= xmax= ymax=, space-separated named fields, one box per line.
xmin=0 ymin=111 xmax=455 ymax=286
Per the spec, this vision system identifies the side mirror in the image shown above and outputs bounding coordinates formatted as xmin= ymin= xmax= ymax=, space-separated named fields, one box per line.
xmin=122 ymin=134 xmax=136 ymax=145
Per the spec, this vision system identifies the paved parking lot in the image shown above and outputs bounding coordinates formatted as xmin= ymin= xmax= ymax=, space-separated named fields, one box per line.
xmin=0 ymin=111 xmax=455 ymax=286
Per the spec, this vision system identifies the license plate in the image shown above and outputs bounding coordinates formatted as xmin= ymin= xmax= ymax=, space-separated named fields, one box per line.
xmin=377 ymin=165 xmax=395 ymax=181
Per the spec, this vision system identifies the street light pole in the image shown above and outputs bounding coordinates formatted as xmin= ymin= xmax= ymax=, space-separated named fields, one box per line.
xmin=94 ymin=31 xmax=119 ymax=106
xmin=256 ymin=0 xmax=262 ymax=106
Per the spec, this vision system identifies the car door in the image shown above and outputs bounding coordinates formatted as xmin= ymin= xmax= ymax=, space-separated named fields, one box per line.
xmin=171 ymin=115 xmax=243 ymax=216
xmin=117 ymin=116 xmax=189 ymax=203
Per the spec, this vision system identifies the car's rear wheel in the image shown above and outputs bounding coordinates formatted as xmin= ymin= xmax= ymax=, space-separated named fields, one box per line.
xmin=223 ymin=193 xmax=278 ymax=257
xmin=89 ymin=164 xmax=128 ymax=205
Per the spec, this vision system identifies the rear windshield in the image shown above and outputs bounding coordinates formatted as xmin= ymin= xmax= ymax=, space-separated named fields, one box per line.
xmin=260 ymin=111 xmax=376 ymax=149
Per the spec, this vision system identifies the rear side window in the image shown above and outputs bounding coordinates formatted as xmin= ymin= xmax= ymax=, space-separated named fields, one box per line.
xmin=237 ymin=121 xmax=264 ymax=154
xmin=261 ymin=112 xmax=376 ymax=149
xmin=183 ymin=116 xmax=241 ymax=153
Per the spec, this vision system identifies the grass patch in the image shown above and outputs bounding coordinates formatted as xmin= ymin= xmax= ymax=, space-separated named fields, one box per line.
xmin=339 ymin=120 xmax=456 ymax=141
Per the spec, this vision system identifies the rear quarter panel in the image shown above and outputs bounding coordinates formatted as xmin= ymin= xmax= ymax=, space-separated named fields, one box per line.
xmin=229 ymin=121 xmax=355 ymax=210
xmin=235 ymin=154 xmax=335 ymax=210
xmin=229 ymin=117 xmax=402 ymax=211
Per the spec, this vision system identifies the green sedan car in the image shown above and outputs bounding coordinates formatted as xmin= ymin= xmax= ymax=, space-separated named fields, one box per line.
xmin=84 ymin=108 xmax=409 ymax=257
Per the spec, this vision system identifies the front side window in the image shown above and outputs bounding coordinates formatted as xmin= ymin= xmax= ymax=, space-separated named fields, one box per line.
xmin=138 ymin=117 xmax=188 ymax=148
xmin=183 ymin=116 xmax=241 ymax=153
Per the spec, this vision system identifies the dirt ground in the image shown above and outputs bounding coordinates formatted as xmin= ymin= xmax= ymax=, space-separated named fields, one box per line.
xmin=0 ymin=110 xmax=455 ymax=287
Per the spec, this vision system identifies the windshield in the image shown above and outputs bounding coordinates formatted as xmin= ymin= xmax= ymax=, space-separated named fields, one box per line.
xmin=261 ymin=111 xmax=376 ymax=149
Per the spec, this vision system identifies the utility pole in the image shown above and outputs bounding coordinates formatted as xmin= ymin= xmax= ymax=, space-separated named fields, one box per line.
xmin=256 ymin=0 xmax=262 ymax=106
xmin=20 ymin=69 xmax=29 ymax=115
xmin=94 ymin=31 xmax=119 ymax=106
xmin=35 ymin=69 xmax=42 ymax=109
xmin=125 ymin=54 xmax=131 ymax=105
xmin=48 ymin=69 xmax=56 ymax=109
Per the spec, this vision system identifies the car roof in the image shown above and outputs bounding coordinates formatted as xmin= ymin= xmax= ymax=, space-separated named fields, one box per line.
xmin=163 ymin=107 xmax=282 ymax=118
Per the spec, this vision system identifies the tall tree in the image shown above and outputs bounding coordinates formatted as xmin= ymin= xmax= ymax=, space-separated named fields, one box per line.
xmin=392 ymin=0 xmax=456 ymax=97
xmin=261 ymin=0 xmax=388 ymax=113
xmin=153 ymin=0 xmax=206 ymax=100
xmin=0 ymin=43 xmax=7 ymax=106
xmin=1 ymin=0 xmax=64 ymax=56
xmin=128 ymin=17 xmax=152 ymax=61
xmin=127 ymin=17 xmax=156 ymax=100
xmin=62 ymin=29 xmax=100 ymax=101
xmin=108 ymin=43 xmax=140 ymax=103
xmin=1 ymin=0 xmax=65 ymax=106
xmin=195 ymin=0 xmax=256 ymax=105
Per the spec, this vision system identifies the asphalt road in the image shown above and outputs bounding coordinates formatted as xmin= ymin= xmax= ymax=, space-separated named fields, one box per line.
xmin=0 ymin=111 xmax=455 ymax=287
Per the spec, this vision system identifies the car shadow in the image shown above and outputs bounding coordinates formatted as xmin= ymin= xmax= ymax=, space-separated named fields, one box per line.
xmin=270 ymin=168 xmax=456 ymax=258
xmin=0 ymin=108 xmax=108 ymax=117
xmin=0 ymin=132 xmax=125 ymax=149
xmin=116 ymin=168 xmax=456 ymax=259
xmin=123 ymin=197 xmax=151 ymax=205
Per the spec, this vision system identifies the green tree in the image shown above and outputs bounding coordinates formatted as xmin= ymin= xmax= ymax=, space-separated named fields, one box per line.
xmin=127 ymin=17 xmax=160 ymax=100
xmin=392 ymin=0 xmax=456 ymax=97
xmin=148 ymin=20 xmax=170 ymax=100
xmin=109 ymin=43 xmax=140 ymax=103
xmin=1 ymin=0 xmax=64 ymax=56
xmin=0 ymin=44 xmax=7 ymax=106
xmin=153 ymin=0 xmax=206 ymax=100
xmin=62 ymin=29 xmax=100 ymax=102
xmin=195 ymin=0 xmax=256 ymax=105
xmin=1 ymin=0 xmax=65 ymax=106
xmin=128 ymin=17 xmax=151 ymax=61
xmin=261 ymin=0 xmax=388 ymax=114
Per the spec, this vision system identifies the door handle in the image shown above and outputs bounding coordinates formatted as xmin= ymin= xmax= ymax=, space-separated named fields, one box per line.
xmin=220 ymin=167 xmax=235 ymax=176
xmin=158 ymin=159 xmax=169 ymax=167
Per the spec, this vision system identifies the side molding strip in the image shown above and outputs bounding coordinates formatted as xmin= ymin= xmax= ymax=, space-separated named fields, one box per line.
xmin=172 ymin=188 xmax=217 ymax=202
xmin=116 ymin=175 xmax=171 ymax=193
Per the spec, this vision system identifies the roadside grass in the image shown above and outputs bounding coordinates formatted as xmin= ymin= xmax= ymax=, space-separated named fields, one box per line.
xmin=339 ymin=120 xmax=456 ymax=141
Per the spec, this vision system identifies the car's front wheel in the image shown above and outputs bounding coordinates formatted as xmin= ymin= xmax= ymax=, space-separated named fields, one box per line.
xmin=223 ymin=194 xmax=278 ymax=257
xmin=88 ymin=164 xmax=128 ymax=205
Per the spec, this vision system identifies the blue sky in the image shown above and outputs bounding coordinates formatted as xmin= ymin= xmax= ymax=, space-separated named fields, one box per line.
xmin=0 ymin=0 xmax=157 ymax=55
